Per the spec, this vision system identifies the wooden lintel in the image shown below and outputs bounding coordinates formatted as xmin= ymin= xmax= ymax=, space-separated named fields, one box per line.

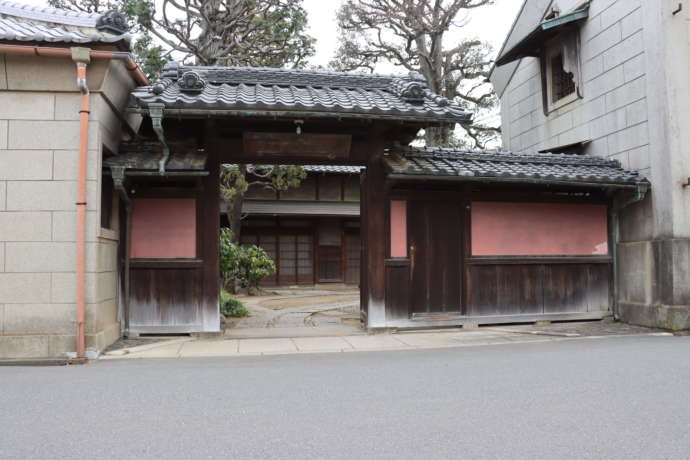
xmin=243 ymin=132 xmax=352 ymax=161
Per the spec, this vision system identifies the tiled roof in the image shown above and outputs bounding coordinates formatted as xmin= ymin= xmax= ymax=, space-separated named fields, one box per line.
xmin=0 ymin=1 xmax=130 ymax=46
xmin=302 ymin=165 xmax=363 ymax=174
xmin=385 ymin=147 xmax=649 ymax=186
xmin=130 ymin=61 xmax=473 ymax=123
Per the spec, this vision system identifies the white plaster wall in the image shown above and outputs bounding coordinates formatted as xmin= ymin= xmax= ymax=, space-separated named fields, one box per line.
xmin=0 ymin=55 xmax=137 ymax=357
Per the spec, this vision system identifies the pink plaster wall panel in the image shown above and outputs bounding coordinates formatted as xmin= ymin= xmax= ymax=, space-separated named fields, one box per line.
xmin=390 ymin=200 xmax=408 ymax=258
xmin=131 ymin=198 xmax=197 ymax=258
xmin=471 ymin=202 xmax=608 ymax=256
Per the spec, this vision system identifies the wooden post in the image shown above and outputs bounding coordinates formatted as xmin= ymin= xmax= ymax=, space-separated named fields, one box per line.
xmin=202 ymin=122 xmax=221 ymax=331
xmin=363 ymin=152 xmax=388 ymax=328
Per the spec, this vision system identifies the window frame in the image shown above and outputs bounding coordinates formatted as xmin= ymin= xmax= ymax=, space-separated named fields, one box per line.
xmin=543 ymin=39 xmax=579 ymax=112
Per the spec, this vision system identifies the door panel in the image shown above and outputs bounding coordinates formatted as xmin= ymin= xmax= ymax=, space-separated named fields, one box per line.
xmin=345 ymin=233 xmax=361 ymax=285
xmin=409 ymin=201 xmax=463 ymax=314
xmin=318 ymin=220 xmax=343 ymax=282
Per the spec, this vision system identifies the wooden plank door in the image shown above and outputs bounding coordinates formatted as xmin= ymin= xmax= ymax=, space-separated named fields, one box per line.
xmin=317 ymin=220 xmax=343 ymax=282
xmin=408 ymin=200 xmax=463 ymax=315
xmin=344 ymin=232 xmax=361 ymax=285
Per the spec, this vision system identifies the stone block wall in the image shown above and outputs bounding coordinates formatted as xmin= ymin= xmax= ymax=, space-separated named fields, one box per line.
xmin=0 ymin=54 xmax=138 ymax=358
xmin=493 ymin=0 xmax=690 ymax=330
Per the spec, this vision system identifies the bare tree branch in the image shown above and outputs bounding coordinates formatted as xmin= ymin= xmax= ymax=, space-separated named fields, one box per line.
xmin=332 ymin=0 xmax=500 ymax=148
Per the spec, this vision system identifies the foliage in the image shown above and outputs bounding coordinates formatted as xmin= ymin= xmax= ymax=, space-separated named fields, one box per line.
xmin=219 ymin=228 xmax=276 ymax=293
xmin=220 ymin=164 xmax=307 ymax=243
xmin=49 ymin=0 xmax=315 ymax=79
xmin=236 ymin=245 xmax=276 ymax=292
xmin=331 ymin=0 xmax=500 ymax=148
xmin=220 ymin=289 xmax=249 ymax=317
xmin=219 ymin=227 xmax=241 ymax=288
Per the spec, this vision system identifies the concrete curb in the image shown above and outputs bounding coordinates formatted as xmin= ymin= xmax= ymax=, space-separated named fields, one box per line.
xmin=103 ymin=337 xmax=194 ymax=356
xmin=98 ymin=331 xmax=677 ymax=361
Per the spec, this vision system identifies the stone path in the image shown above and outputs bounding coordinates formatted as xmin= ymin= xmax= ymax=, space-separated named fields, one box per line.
xmin=230 ymin=289 xmax=361 ymax=330
xmin=101 ymin=320 xmax=671 ymax=360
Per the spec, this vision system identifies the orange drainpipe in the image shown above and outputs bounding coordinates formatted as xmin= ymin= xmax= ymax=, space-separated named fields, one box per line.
xmin=72 ymin=47 xmax=91 ymax=358
xmin=0 ymin=44 xmax=147 ymax=358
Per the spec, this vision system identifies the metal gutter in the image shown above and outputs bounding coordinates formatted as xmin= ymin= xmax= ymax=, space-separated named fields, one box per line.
xmin=386 ymin=173 xmax=644 ymax=190
xmin=0 ymin=43 xmax=148 ymax=85
xmin=127 ymin=107 xmax=473 ymax=125
xmin=495 ymin=6 xmax=590 ymax=66
xmin=148 ymin=104 xmax=170 ymax=174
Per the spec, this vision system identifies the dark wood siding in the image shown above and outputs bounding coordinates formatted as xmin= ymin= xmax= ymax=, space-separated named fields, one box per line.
xmin=467 ymin=263 xmax=610 ymax=317
xmin=384 ymin=186 xmax=612 ymax=325
xmin=129 ymin=262 xmax=202 ymax=328
xmin=385 ymin=259 xmax=410 ymax=321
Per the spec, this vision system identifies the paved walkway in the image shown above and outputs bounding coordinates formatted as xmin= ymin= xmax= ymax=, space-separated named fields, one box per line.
xmin=101 ymin=320 xmax=670 ymax=360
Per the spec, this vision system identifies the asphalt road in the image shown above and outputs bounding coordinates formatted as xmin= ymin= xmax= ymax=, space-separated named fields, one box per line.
xmin=2 ymin=335 xmax=689 ymax=460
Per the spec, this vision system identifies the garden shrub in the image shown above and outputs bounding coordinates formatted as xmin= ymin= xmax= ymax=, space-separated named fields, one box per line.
xmin=219 ymin=228 xmax=276 ymax=294
xmin=220 ymin=289 xmax=249 ymax=317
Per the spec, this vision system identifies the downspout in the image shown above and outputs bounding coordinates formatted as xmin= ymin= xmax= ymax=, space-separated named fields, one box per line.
xmin=149 ymin=103 xmax=170 ymax=174
xmin=611 ymin=182 xmax=649 ymax=320
xmin=72 ymin=47 xmax=91 ymax=359
xmin=110 ymin=166 xmax=132 ymax=336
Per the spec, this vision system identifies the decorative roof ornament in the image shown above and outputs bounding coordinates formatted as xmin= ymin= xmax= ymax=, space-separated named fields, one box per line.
xmin=177 ymin=71 xmax=206 ymax=93
xmin=160 ymin=61 xmax=181 ymax=79
xmin=399 ymin=81 xmax=426 ymax=103
xmin=95 ymin=10 xmax=129 ymax=35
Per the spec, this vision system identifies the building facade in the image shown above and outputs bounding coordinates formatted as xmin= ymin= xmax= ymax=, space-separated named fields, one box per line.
xmin=239 ymin=165 xmax=362 ymax=286
xmin=490 ymin=0 xmax=690 ymax=330
xmin=0 ymin=2 xmax=143 ymax=357
xmin=0 ymin=0 xmax=656 ymax=359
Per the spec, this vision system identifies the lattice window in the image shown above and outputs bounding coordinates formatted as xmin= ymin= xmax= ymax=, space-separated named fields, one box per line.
xmin=550 ymin=53 xmax=576 ymax=103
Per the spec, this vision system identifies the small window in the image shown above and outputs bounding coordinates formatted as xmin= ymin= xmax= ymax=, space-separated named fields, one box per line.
xmin=550 ymin=53 xmax=576 ymax=103
xmin=543 ymin=34 xmax=581 ymax=112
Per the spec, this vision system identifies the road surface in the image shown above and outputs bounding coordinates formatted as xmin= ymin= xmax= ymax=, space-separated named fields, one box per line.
xmin=2 ymin=335 xmax=689 ymax=459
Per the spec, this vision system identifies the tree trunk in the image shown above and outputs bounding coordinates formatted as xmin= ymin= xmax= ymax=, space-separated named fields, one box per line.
xmin=425 ymin=124 xmax=452 ymax=146
xmin=228 ymin=194 xmax=243 ymax=244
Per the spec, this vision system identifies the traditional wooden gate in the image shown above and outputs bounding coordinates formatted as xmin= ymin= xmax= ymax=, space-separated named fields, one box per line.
xmin=408 ymin=200 xmax=463 ymax=317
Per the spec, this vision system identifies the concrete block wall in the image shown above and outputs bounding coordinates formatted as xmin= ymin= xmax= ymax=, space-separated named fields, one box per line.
xmin=500 ymin=0 xmax=650 ymax=178
xmin=495 ymin=0 xmax=690 ymax=330
xmin=0 ymin=54 xmax=138 ymax=357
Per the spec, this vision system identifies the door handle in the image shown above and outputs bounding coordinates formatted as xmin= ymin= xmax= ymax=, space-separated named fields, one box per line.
xmin=409 ymin=244 xmax=415 ymax=273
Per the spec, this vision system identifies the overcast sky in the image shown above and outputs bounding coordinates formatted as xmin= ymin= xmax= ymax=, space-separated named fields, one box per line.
xmin=22 ymin=0 xmax=523 ymax=69
xmin=302 ymin=0 xmax=523 ymax=69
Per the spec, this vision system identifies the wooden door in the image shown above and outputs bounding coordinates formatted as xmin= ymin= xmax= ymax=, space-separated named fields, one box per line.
xmin=128 ymin=196 xmax=205 ymax=333
xmin=344 ymin=232 xmax=361 ymax=285
xmin=317 ymin=220 xmax=343 ymax=282
xmin=408 ymin=200 xmax=463 ymax=315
